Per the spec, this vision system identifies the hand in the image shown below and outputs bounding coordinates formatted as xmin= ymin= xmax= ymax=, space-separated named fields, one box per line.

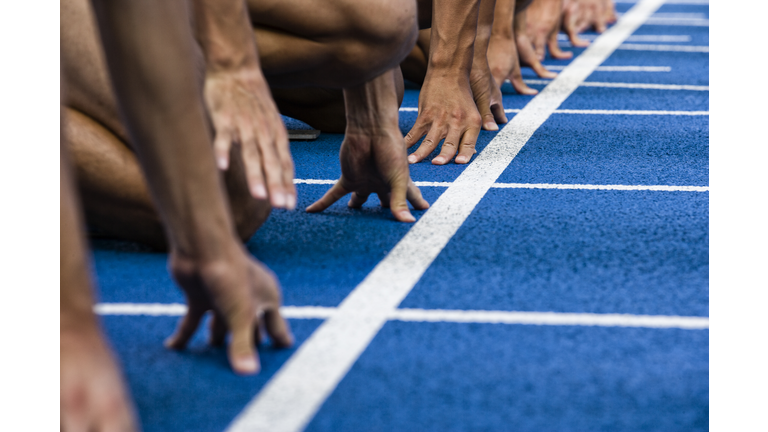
xmin=204 ymin=66 xmax=296 ymax=210
xmin=562 ymin=0 xmax=617 ymax=43
xmin=165 ymin=246 xmax=294 ymax=375
xmin=524 ymin=0 xmax=572 ymax=61
xmin=61 ymin=327 xmax=138 ymax=432
xmin=488 ymin=32 xmax=539 ymax=95
xmin=307 ymin=128 xmax=429 ymax=222
xmin=404 ymin=71 xmax=484 ymax=165
xmin=469 ymin=52 xmax=509 ymax=134
xmin=515 ymin=10 xmax=558 ymax=79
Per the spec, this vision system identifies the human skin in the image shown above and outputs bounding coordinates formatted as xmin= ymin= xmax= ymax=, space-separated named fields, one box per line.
xmin=62 ymin=0 xmax=422 ymax=246
xmin=522 ymin=0 xmax=574 ymax=61
xmin=61 ymin=129 xmax=138 ymax=432
xmin=562 ymin=0 xmax=618 ymax=43
xmin=487 ymin=0 xmax=539 ymax=95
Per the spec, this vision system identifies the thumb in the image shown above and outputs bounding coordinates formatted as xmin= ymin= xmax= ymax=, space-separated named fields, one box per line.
xmin=473 ymin=89 xmax=498 ymax=132
xmin=389 ymin=177 xmax=415 ymax=223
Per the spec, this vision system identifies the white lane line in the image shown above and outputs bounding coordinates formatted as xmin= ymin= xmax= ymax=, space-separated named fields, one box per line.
xmin=617 ymin=43 xmax=708 ymax=52
xmin=524 ymin=79 xmax=708 ymax=91
xmin=544 ymin=65 xmax=671 ymax=72
xmin=403 ymin=108 xmax=708 ymax=115
xmin=616 ymin=0 xmax=707 ymax=3
xmin=227 ymin=1 xmax=666 ymax=430
xmin=558 ymin=34 xmax=692 ymax=43
xmin=295 ymin=179 xmax=709 ymax=192
xmin=391 ymin=309 xmax=709 ymax=329
xmin=94 ymin=303 xmax=709 ymax=330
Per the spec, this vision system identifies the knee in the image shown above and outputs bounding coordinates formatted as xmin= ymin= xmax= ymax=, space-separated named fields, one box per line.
xmin=340 ymin=0 xmax=419 ymax=83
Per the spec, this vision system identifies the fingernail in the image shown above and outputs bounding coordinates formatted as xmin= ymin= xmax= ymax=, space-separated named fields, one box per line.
xmin=432 ymin=156 xmax=445 ymax=165
xmin=272 ymin=192 xmax=286 ymax=208
xmin=286 ymin=194 xmax=296 ymax=210
xmin=251 ymin=184 xmax=267 ymax=199
xmin=234 ymin=356 xmax=259 ymax=375
xmin=408 ymin=155 xmax=418 ymax=164
xmin=397 ymin=210 xmax=416 ymax=223
xmin=485 ymin=122 xmax=499 ymax=131
xmin=217 ymin=157 xmax=228 ymax=170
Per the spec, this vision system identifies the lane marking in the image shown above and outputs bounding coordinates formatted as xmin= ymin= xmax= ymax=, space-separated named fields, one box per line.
xmin=391 ymin=309 xmax=709 ymax=329
xmin=403 ymin=108 xmax=708 ymax=115
xmin=616 ymin=0 xmax=707 ymax=3
xmin=228 ymin=1 xmax=667 ymax=430
xmin=617 ymin=43 xmax=708 ymax=52
xmin=544 ymin=65 xmax=671 ymax=72
xmin=559 ymin=34 xmax=691 ymax=43
xmin=524 ymin=79 xmax=708 ymax=91
xmin=294 ymin=179 xmax=709 ymax=192
xmin=94 ymin=304 xmax=708 ymax=330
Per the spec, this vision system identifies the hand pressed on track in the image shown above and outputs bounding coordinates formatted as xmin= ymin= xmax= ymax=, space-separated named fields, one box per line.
xmin=307 ymin=129 xmax=429 ymax=222
xmin=165 ymin=247 xmax=293 ymax=375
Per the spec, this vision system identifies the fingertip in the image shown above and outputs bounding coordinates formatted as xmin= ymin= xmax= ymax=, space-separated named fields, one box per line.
xmin=285 ymin=194 xmax=296 ymax=211
xmin=271 ymin=192 xmax=287 ymax=208
xmin=250 ymin=183 xmax=268 ymax=200
xmin=455 ymin=155 xmax=470 ymax=164
xmin=394 ymin=210 xmax=416 ymax=223
xmin=407 ymin=154 xmax=418 ymax=164
xmin=232 ymin=355 xmax=260 ymax=375
xmin=217 ymin=156 xmax=229 ymax=171
xmin=432 ymin=156 xmax=447 ymax=165
xmin=484 ymin=122 xmax=499 ymax=131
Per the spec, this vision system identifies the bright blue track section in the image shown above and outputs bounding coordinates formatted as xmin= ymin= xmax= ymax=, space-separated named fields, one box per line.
xmin=91 ymin=4 xmax=709 ymax=431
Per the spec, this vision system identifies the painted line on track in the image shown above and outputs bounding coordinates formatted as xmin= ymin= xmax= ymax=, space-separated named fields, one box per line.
xmin=401 ymin=107 xmax=709 ymax=115
xmin=523 ymin=79 xmax=708 ymax=91
xmin=295 ymin=179 xmax=709 ymax=192
xmin=544 ymin=65 xmax=672 ymax=72
xmin=227 ymin=1 xmax=668 ymax=430
xmin=558 ymin=42 xmax=708 ymax=52
xmin=95 ymin=303 xmax=708 ymax=330
xmin=557 ymin=34 xmax=692 ymax=43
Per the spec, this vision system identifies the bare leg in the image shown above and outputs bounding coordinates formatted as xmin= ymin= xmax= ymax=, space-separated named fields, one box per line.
xmin=62 ymin=0 xmax=269 ymax=249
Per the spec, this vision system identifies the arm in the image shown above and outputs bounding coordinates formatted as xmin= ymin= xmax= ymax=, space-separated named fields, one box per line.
xmin=89 ymin=0 xmax=292 ymax=375
xmin=487 ymin=0 xmax=539 ymax=95
xmin=307 ymin=69 xmax=429 ymax=221
xmin=193 ymin=0 xmax=296 ymax=210
xmin=403 ymin=0 xmax=484 ymax=165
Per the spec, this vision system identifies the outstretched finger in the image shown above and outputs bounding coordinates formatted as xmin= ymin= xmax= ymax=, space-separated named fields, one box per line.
xmin=548 ymin=33 xmax=573 ymax=60
xmin=406 ymin=180 xmax=430 ymax=211
xmin=306 ymin=180 xmax=349 ymax=213
xmin=273 ymin=124 xmax=297 ymax=210
xmin=213 ymin=129 xmax=234 ymax=171
xmin=240 ymin=132 xmax=269 ymax=200
xmin=408 ymin=126 xmax=444 ymax=164
xmin=165 ymin=305 xmax=206 ymax=350
xmin=519 ymin=41 xmax=558 ymax=79
xmin=228 ymin=313 xmax=259 ymax=375
xmin=404 ymin=118 xmax=429 ymax=149
xmin=264 ymin=309 xmax=294 ymax=348
xmin=432 ymin=128 xmax=462 ymax=165
xmin=566 ymin=24 xmax=591 ymax=48
xmin=377 ymin=192 xmax=391 ymax=208
xmin=348 ymin=191 xmax=370 ymax=208
xmin=455 ymin=126 xmax=481 ymax=164
xmin=388 ymin=177 xmax=415 ymax=223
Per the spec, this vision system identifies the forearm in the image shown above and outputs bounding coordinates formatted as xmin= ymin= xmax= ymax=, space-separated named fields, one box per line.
xmin=492 ymin=0 xmax=516 ymax=39
xmin=90 ymin=0 xmax=239 ymax=260
xmin=343 ymin=69 xmax=400 ymax=134
xmin=473 ymin=0 xmax=497 ymax=68
xmin=192 ymin=0 xmax=260 ymax=72
xmin=428 ymin=0 xmax=481 ymax=74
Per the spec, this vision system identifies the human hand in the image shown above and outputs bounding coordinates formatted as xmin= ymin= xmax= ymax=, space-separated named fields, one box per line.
xmin=404 ymin=71 xmax=484 ymax=165
xmin=470 ymin=51 xmax=509 ymax=133
xmin=515 ymin=10 xmax=558 ymax=79
xmin=488 ymin=33 xmax=539 ymax=95
xmin=562 ymin=0 xmax=617 ymax=44
xmin=165 ymin=246 xmax=294 ymax=375
xmin=204 ymin=66 xmax=296 ymax=210
xmin=524 ymin=0 xmax=572 ymax=60
xmin=307 ymin=128 xmax=429 ymax=222
xmin=61 ymin=327 xmax=138 ymax=432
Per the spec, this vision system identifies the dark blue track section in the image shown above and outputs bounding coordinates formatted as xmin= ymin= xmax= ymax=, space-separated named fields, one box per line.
xmin=400 ymin=188 xmax=708 ymax=316
xmin=308 ymin=322 xmax=708 ymax=432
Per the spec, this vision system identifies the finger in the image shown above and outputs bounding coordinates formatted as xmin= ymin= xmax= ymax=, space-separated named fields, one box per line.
xmin=254 ymin=315 xmax=264 ymax=346
xmin=348 ymin=191 xmax=370 ymax=208
xmin=455 ymin=126 xmax=481 ymax=164
xmin=475 ymin=93 xmax=498 ymax=132
xmin=164 ymin=306 xmax=206 ymax=350
xmin=408 ymin=126 xmax=444 ymax=164
xmin=510 ymin=75 xmax=539 ymax=95
xmin=306 ymin=180 xmax=349 ymax=213
xmin=491 ymin=100 xmax=508 ymax=125
xmin=377 ymin=192 xmax=391 ymax=208
xmin=213 ymin=129 xmax=233 ymax=171
xmin=404 ymin=119 xmax=429 ymax=149
xmin=251 ymin=129 xmax=288 ymax=209
xmin=273 ymin=123 xmax=297 ymax=210
xmin=228 ymin=313 xmax=259 ymax=375
xmin=548 ymin=33 xmax=573 ymax=60
xmin=239 ymin=132 xmax=269 ymax=200
xmin=518 ymin=40 xmax=558 ymax=80
xmin=432 ymin=128 xmax=462 ymax=165
xmin=406 ymin=181 xmax=430 ymax=211
xmin=529 ymin=60 xmax=558 ymax=80
xmin=209 ymin=312 xmax=227 ymax=347
xmin=594 ymin=14 xmax=608 ymax=33
xmin=264 ymin=309 xmax=294 ymax=348
xmin=566 ymin=25 xmax=591 ymax=48
xmin=388 ymin=177 xmax=415 ymax=223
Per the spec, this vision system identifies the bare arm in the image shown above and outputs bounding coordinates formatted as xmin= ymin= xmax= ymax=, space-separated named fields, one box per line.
xmin=193 ymin=0 xmax=296 ymax=210
xmin=487 ymin=0 xmax=539 ymax=95
xmin=89 ymin=0 xmax=292 ymax=375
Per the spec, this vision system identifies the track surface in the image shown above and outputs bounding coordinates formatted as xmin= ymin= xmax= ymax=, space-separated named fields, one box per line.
xmin=91 ymin=1 xmax=709 ymax=430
